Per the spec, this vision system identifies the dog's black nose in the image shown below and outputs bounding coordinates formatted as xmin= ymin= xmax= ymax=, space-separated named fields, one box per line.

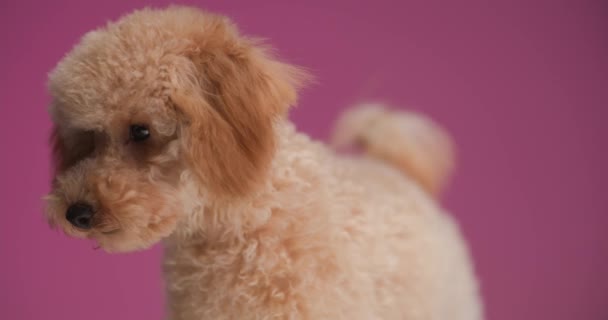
xmin=66 ymin=203 xmax=94 ymax=229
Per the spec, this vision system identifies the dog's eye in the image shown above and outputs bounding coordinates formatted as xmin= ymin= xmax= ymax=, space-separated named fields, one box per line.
xmin=129 ymin=125 xmax=150 ymax=142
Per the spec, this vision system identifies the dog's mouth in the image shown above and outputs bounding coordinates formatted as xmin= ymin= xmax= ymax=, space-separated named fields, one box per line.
xmin=70 ymin=207 xmax=122 ymax=235
xmin=91 ymin=214 xmax=122 ymax=235
xmin=100 ymin=228 xmax=121 ymax=235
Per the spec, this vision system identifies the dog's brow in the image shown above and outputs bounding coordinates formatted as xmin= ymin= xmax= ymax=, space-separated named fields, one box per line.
xmin=71 ymin=126 xmax=103 ymax=135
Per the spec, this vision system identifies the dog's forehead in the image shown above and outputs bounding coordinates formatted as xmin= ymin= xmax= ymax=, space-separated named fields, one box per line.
xmin=48 ymin=7 xmax=235 ymax=131
xmin=48 ymin=31 xmax=179 ymax=130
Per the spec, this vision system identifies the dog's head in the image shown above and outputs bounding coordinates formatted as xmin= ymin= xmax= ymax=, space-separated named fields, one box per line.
xmin=45 ymin=6 xmax=305 ymax=252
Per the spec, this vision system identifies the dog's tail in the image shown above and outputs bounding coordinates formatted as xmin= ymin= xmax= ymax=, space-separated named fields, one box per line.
xmin=331 ymin=103 xmax=455 ymax=196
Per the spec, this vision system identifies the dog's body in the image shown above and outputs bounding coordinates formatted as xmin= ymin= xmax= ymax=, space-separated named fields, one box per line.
xmin=164 ymin=120 xmax=481 ymax=320
xmin=46 ymin=7 xmax=481 ymax=319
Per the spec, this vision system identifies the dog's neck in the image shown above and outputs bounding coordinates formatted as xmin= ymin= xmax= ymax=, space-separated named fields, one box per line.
xmin=165 ymin=121 xmax=322 ymax=249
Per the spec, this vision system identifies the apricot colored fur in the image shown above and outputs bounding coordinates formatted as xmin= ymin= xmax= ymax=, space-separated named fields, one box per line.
xmin=45 ymin=6 xmax=482 ymax=320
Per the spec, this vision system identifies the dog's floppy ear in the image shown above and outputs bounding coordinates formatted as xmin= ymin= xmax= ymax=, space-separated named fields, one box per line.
xmin=170 ymin=17 xmax=306 ymax=197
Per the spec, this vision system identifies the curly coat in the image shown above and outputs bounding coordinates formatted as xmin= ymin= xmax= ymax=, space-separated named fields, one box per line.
xmin=45 ymin=6 xmax=482 ymax=320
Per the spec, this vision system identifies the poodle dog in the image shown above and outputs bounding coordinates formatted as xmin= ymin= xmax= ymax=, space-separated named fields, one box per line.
xmin=45 ymin=6 xmax=482 ymax=320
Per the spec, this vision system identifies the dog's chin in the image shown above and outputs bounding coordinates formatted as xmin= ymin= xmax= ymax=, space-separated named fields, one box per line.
xmin=96 ymin=216 xmax=180 ymax=253
xmin=93 ymin=231 xmax=168 ymax=253
xmin=84 ymin=217 xmax=180 ymax=253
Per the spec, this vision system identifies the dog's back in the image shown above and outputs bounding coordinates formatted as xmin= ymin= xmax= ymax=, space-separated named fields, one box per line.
xmin=220 ymin=111 xmax=483 ymax=319
xmin=323 ymin=105 xmax=482 ymax=319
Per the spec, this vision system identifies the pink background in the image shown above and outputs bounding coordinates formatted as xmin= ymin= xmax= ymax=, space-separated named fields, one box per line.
xmin=1 ymin=0 xmax=606 ymax=319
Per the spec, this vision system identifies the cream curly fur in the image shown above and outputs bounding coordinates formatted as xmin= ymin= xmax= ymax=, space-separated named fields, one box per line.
xmin=45 ymin=6 xmax=482 ymax=319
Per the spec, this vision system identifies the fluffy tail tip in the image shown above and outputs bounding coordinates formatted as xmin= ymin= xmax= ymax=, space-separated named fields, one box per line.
xmin=331 ymin=103 xmax=455 ymax=196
